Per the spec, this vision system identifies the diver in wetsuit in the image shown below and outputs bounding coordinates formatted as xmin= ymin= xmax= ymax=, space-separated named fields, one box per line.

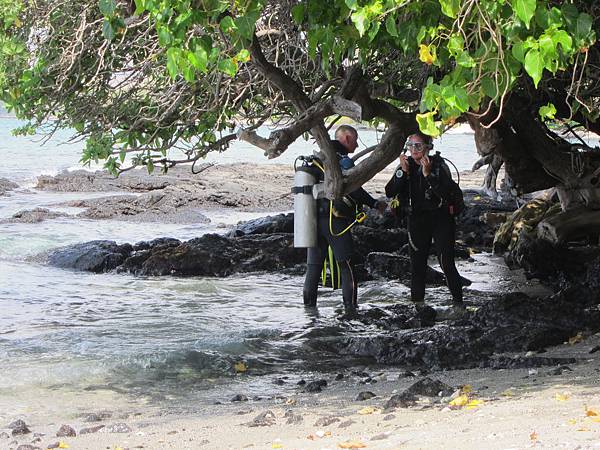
xmin=385 ymin=132 xmax=464 ymax=306
xmin=303 ymin=125 xmax=385 ymax=314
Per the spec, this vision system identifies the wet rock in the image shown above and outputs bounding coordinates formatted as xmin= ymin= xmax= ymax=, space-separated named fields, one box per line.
xmin=284 ymin=410 xmax=303 ymax=425
xmin=9 ymin=419 xmax=30 ymax=436
xmin=79 ymin=425 xmax=105 ymax=435
xmin=314 ymin=416 xmax=340 ymax=427
xmin=356 ymin=391 xmax=376 ymax=401
xmin=335 ymin=373 xmax=344 ymax=380
xmin=383 ymin=414 xmax=396 ymax=421
xmin=102 ymin=423 xmax=132 ymax=433
xmin=47 ymin=442 xmax=62 ymax=449
xmin=403 ymin=377 xmax=454 ymax=397
xmin=297 ymin=379 xmax=306 ymax=386
xmin=245 ymin=410 xmax=276 ymax=427
xmin=273 ymin=378 xmax=285 ymax=385
xmin=0 ymin=431 xmax=9 ymax=439
xmin=371 ymin=432 xmax=391 ymax=441
xmin=82 ymin=412 xmax=112 ymax=422
xmin=384 ymin=392 xmax=417 ymax=409
xmin=56 ymin=425 xmax=76 ymax=437
xmin=47 ymin=240 xmax=133 ymax=272
xmin=228 ymin=213 xmax=293 ymax=237
xmin=402 ymin=371 xmax=416 ymax=378
xmin=590 ymin=345 xmax=600 ymax=354
xmin=231 ymin=394 xmax=248 ymax=402
xmin=1 ymin=208 xmax=69 ymax=224
xmin=304 ymin=379 xmax=327 ymax=393
xmin=486 ymin=355 xmax=577 ymax=369
xmin=338 ymin=419 xmax=355 ymax=429
xmin=0 ymin=177 xmax=18 ymax=195
xmin=133 ymin=238 xmax=181 ymax=252
xmin=365 ymin=253 xmax=446 ymax=286
xmin=547 ymin=365 xmax=573 ymax=376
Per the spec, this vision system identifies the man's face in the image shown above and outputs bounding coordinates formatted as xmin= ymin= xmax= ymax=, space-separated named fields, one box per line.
xmin=340 ymin=131 xmax=358 ymax=153
xmin=405 ymin=135 xmax=429 ymax=162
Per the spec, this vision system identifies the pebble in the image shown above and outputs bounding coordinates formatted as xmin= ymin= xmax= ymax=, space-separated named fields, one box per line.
xmin=314 ymin=416 xmax=340 ymax=427
xmin=80 ymin=425 xmax=105 ymax=434
xmin=56 ymin=424 xmax=76 ymax=437
xmin=356 ymin=391 xmax=377 ymax=401
xmin=102 ymin=423 xmax=132 ymax=433
xmin=8 ymin=419 xmax=31 ymax=436
xmin=231 ymin=394 xmax=248 ymax=402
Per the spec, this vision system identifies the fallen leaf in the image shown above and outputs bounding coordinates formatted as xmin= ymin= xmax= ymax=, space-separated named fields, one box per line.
xmin=272 ymin=442 xmax=283 ymax=449
xmin=530 ymin=431 xmax=538 ymax=441
xmin=474 ymin=195 xmax=481 ymax=200
xmin=58 ymin=443 xmax=69 ymax=449
xmin=569 ymin=332 xmax=583 ymax=345
xmin=501 ymin=390 xmax=515 ymax=397
xmin=589 ymin=417 xmax=600 ymax=423
xmin=466 ymin=399 xmax=484 ymax=409
xmin=586 ymin=407 xmax=599 ymax=416
xmin=577 ymin=427 xmax=590 ymax=432
xmin=461 ymin=385 xmax=473 ymax=394
xmin=555 ymin=392 xmax=571 ymax=402
xmin=358 ymin=406 xmax=381 ymax=415
xmin=338 ymin=440 xmax=367 ymax=449
xmin=285 ymin=398 xmax=296 ymax=405
xmin=567 ymin=419 xmax=578 ymax=425
xmin=449 ymin=394 xmax=469 ymax=407
xmin=234 ymin=361 xmax=247 ymax=373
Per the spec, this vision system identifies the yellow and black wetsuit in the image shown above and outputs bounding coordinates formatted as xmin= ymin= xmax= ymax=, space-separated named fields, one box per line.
xmin=303 ymin=140 xmax=379 ymax=313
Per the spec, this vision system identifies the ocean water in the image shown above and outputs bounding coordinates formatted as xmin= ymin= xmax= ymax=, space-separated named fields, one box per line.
xmin=0 ymin=117 xmax=544 ymax=416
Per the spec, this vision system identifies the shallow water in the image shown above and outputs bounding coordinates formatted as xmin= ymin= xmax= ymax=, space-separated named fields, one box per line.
xmin=0 ymin=116 xmax=552 ymax=414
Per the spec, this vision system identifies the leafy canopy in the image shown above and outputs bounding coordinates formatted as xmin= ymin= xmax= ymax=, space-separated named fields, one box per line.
xmin=0 ymin=0 xmax=596 ymax=174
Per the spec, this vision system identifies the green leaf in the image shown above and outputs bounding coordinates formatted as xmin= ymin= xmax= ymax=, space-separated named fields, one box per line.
xmin=158 ymin=27 xmax=172 ymax=46
xmin=99 ymin=0 xmax=116 ymax=16
xmin=447 ymin=34 xmax=464 ymax=56
xmin=576 ymin=13 xmax=593 ymax=41
xmin=345 ymin=0 xmax=358 ymax=11
xmin=511 ymin=0 xmax=536 ymax=27
xmin=481 ymin=76 xmax=498 ymax=98
xmin=524 ymin=48 xmax=543 ymax=88
xmin=102 ymin=19 xmax=115 ymax=41
xmin=367 ymin=21 xmax=380 ymax=42
xmin=291 ymin=4 xmax=305 ymax=25
xmin=416 ymin=111 xmax=441 ymax=137
xmin=133 ymin=0 xmax=146 ymax=15
xmin=235 ymin=12 xmax=258 ymax=40
xmin=538 ymin=102 xmax=556 ymax=120
xmin=147 ymin=158 xmax=154 ymax=174
xmin=456 ymin=51 xmax=475 ymax=68
xmin=166 ymin=47 xmax=179 ymax=78
xmin=351 ymin=8 xmax=369 ymax=37
xmin=552 ymin=30 xmax=572 ymax=52
xmin=539 ymin=34 xmax=556 ymax=64
xmin=119 ymin=149 xmax=126 ymax=163
xmin=439 ymin=0 xmax=460 ymax=19
xmin=512 ymin=40 xmax=526 ymax=63
xmin=385 ymin=14 xmax=397 ymax=37
xmin=220 ymin=16 xmax=237 ymax=34
xmin=188 ymin=47 xmax=208 ymax=72
xmin=218 ymin=58 xmax=238 ymax=77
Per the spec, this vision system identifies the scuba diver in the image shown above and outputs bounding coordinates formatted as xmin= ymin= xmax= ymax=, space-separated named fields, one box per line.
xmin=302 ymin=125 xmax=386 ymax=315
xmin=385 ymin=132 xmax=465 ymax=307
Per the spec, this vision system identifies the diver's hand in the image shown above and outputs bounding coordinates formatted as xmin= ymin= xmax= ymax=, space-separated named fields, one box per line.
xmin=399 ymin=154 xmax=409 ymax=173
xmin=421 ymin=154 xmax=432 ymax=177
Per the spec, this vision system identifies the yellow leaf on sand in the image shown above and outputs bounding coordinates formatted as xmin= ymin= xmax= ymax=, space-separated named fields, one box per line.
xmin=577 ymin=427 xmax=591 ymax=432
xmin=234 ymin=361 xmax=247 ymax=373
xmin=466 ymin=399 xmax=484 ymax=409
xmin=555 ymin=393 xmax=571 ymax=402
xmin=567 ymin=419 xmax=578 ymax=425
xmin=586 ymin=407 xmax=599 ymax=416
xmin=272 ymin=443 xmax=283 ymax=449
xmin=358 ymin=406 xmax=380 ymax=415
xmin=530 ymin=431 xmax=538 ymax=441
xmin=338 ymin=441 xmax=367 ymax=449
xmin=449 ymin=394 xmax=469 ymax=407
xmin=58 ymin=443 xmax=69 ymax=449
xmin=418 ymin=44 xmax=435 ymax=65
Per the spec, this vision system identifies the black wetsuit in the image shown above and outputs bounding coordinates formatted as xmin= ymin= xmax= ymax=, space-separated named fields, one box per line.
xmin=385 ymin=154 xmax=463 ymax=303
xmin=303 ymin=141 xmax=378 ymax=312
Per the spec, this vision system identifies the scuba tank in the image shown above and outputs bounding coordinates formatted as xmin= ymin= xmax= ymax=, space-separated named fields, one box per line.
xmin=292 ymin=156 xmax=320 ymax=248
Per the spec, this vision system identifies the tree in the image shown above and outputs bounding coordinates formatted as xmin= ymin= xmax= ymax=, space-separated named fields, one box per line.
xmin=0 ymin=0 xmax=598 ymax=206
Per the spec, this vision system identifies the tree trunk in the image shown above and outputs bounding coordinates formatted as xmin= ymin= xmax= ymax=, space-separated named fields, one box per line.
xmin=537 ymin=207 xmax=600 ymax=244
